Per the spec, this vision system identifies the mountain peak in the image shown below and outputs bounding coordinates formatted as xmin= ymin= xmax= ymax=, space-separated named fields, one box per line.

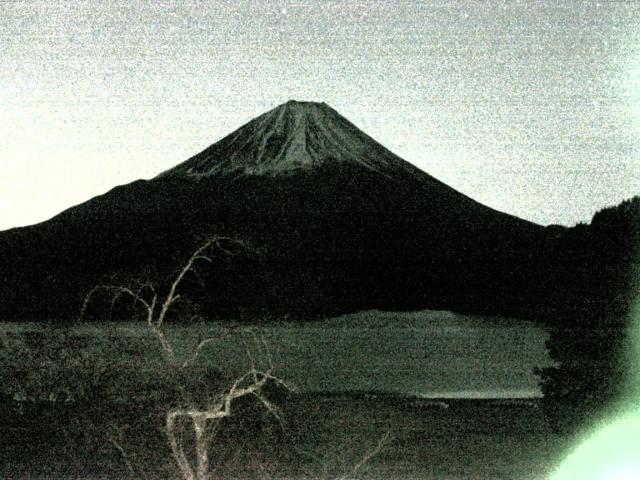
xmin=273 ymin=100 xmax=333 ymax=124
xmin=283 ymin=99 xmax=328 ymax=107
xmin=158 ymin=101 xmax=423 ymax=179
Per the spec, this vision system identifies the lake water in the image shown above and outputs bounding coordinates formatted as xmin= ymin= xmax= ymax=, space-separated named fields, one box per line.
xmin=251 ymin=310 xmax=552 ymax=398
xmin=2 ymin=311 xmax=551 ymax=398
xmin=2 ymin=309 xmax=552 ymax=399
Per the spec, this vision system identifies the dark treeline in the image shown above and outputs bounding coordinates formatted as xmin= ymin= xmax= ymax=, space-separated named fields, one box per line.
xmin=535 ymin=196 xmax=640 ymax=432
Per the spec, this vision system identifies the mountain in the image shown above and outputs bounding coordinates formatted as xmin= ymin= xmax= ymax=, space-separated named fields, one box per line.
xmin=159 ymin=100 xmax=426 ymax=180
xmin=0 ymin=101 xmax=552 ymax=321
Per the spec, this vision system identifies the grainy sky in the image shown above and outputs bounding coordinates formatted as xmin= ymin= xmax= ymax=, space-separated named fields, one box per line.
xmin=1 ymin=0 xmax=639 ymax=230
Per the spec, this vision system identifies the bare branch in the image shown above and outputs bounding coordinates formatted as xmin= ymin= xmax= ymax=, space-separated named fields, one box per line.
xmin=149 ymin=323 xmax=176 ymax=361
xmin=107 ymin=430 xmax=149 ymax=480
xmin=259 ymin=333 xmax=275 ymax=371
xmin=222 ymin=370 xmax=266 ymax=413
xmin=156 ymin=237 xmax=228 ymax=329
xmin=81 ymin=285 xmax=153 ymax=321
xmin=192 ymin=415 xmax=209 ymax=480
xmin=190 ymin=255 xmax=213 ymax=264
xmin=148 ymin=293 xmax=157 ymax=324
xmin=165 ymin=363 xmax=291 ymax=479
xmin=210 ymin=237 xmax=236 ymax=257
xmin=351 ymin=430 xmax=392 ymax=477
xmin=240 ymin=335 xmax=258 ymax=382
xmin=166 ymin=412 xmax=196 ymax=480
xmin=252 ymin=390 xmax=286 ymax=430
xmin=181 ymin=338 xmax=217 ymax=369
xmin=108 ymin=290 xmax=123 ymax=319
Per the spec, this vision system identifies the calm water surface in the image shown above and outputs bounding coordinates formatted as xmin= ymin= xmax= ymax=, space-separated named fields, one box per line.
xmin=3 ymin=309 xmax=552 ymax=398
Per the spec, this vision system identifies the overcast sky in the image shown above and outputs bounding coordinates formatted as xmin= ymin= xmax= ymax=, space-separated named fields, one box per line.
xmin=1 ymin=0 xmax=639 ymax=230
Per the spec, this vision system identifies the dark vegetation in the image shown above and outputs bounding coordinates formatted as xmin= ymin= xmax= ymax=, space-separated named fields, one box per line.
xmin=0 ymin=322 xmax=562 ymax=479
xmin=0 ymin=320 xmax=303 ymax=479
xmin=535 ymin=196 xmax=640 ymax=433
xmin=0 ymin=343 xmax=564 ymax=480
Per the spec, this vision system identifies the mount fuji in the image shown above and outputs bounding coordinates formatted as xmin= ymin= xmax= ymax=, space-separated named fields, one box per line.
xmin=0 ymin=101 xmax=549 ymax=320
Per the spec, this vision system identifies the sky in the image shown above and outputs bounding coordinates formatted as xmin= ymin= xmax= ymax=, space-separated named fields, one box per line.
xmin=1 ymin=0 xmax=639 ymax=230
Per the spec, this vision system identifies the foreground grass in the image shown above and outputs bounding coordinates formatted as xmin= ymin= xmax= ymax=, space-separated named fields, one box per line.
xmin=0 ymin=393 xmax=569 ymax=479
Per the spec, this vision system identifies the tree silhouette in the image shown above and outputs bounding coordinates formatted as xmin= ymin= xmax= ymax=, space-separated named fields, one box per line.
xmin=536 ymin=196 xmax=640 ymax=432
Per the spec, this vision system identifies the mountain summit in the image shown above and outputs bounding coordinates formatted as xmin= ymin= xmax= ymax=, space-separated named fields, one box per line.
xmin=159 ymin=100 xmax=421 ymax=179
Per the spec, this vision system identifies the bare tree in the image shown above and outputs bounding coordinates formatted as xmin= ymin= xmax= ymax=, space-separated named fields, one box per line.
xmin=294 ymin=429 xmax=393 ymax=480
xmin=81 ymin=237 xmax=236 ymax=364
xmin=82 ymin=236 xmax=291 ymax=480
xmin=166 ymin=344 xmax=289 ymax=480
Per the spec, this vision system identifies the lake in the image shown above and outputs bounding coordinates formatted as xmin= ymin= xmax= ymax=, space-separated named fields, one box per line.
xmin=1 ymin=309 xmax=552 ymax=399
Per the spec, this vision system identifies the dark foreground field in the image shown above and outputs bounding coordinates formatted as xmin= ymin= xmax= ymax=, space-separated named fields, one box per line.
xmin=0 ymin=393 xmax=569 ymax=480
xmin=0 ymin=315 xmax=563 ymax=478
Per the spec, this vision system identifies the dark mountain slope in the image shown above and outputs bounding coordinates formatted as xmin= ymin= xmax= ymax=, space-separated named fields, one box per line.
xmin=0 ymin=101 xmax=550 ymax=321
